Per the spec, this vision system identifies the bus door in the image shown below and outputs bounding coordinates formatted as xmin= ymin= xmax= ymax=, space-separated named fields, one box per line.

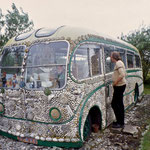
xmin=103 ymin=45 xmax=115 ymax=125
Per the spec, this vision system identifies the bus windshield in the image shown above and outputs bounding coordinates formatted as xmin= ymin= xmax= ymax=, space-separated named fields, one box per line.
xmin=25 ymin=41 xmax=68 ymax=89
xmin=0 ymin=46 xmax=25 ymax=88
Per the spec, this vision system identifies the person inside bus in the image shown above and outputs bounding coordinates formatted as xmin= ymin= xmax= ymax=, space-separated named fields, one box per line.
xmin=57 ymin=66 xmax=65 ymax=88
xmin=12 ymin=74 xmax=18 ymax=88
xmin=19 ymin=76 xmax=26 ymax=88
xmin=2 ymin=72 xmax=7 ymax=87
xmin=91 ymin=48 xmax=100 ymax=76
xmin=111 ymin=51 xmax=126 ymax=128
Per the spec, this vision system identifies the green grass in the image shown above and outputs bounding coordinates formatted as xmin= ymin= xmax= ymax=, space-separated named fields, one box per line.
xmin=141 ymin=120 xmax=150 ymax=150
xmin=141 ymin=80 xmax=150 ymax=150
xmin=144 ymin=84 xmax=150 ymax=95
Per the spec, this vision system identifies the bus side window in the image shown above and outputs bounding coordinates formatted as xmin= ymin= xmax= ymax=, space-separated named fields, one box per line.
xmin=90 ymin=48 xmax=101 ymax=76
xmin=114 ymin=47 xmax=126 ymax=68
xmin=127 ymin=54 xmax=134 ymax=68
xmin=72 ymin=46 xmax=90 ymax=80
xmin=104 ymin=46 xmax=115 ymax=73
xmin=135 ymin=55 xmax=141 ymax=68
xmin=72 ymin=43 xmax=102 ymax=80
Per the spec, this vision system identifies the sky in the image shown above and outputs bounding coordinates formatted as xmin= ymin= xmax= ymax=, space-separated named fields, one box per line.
xmin=0 ymin=0 xmax=150 ymax=38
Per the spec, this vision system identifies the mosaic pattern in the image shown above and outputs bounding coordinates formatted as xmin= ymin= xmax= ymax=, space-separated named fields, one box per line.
xmin=0 ymin=27 xmax=144 ymax=147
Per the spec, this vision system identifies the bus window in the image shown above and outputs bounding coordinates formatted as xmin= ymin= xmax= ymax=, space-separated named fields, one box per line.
xmin=104 ymin=45 xmax=115 ymax=73
xmin=135 ymin=55 xmax=141 ymax=68
xmin=72 ymin=44 xmax=102 ymax=80
xmin=0 ymin=46 xmax=25 ymax=88
xmin=90 ymin=47 xmax=101 ymax=76
xmin=127 ymin=54 xmax=134 ymax=68
xmin=72 ymin=45 xmax=90 ymax=80
xmin=114 ymin=47 xmax=126 ymax=68
xmin=25 ymin=41 xmax=68 ymax=89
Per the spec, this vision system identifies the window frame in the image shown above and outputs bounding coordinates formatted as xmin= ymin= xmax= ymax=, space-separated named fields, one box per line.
xmin=103 ymin=44 xmax=115 ymax=74
xmin=127 ymin=51 xmax=135 ymax=69
xmin=135 ymin=54 xmax=142 ymax=68
xmin=71 ymin=42 xmax=103 ymax=81
xmin=25 ymin=40 xmax=70 ymax=91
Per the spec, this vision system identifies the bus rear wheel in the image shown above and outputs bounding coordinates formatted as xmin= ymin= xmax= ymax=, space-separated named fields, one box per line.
xmin=83 ymin=114 xmax=92 ymax=141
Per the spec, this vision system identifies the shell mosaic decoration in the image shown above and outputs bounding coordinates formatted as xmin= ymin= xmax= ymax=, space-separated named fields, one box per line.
xmin=0 ymin=26 xmax=144 ymax=148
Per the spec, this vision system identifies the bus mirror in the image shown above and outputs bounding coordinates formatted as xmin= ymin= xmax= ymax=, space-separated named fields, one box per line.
xmin=106 ymin=57 xmax=111 ymax=63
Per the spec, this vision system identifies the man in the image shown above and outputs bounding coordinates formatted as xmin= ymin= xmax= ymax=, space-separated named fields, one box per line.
xmin=111 ymin=51 xmax=126 ymax=128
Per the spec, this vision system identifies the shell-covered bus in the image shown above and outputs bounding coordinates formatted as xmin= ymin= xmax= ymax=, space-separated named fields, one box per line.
xmin=0 ymin=26 xmax=143 ymax=148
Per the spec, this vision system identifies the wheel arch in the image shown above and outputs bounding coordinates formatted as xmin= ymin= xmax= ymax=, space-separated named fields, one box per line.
xmin=79 ymin=105 xmax=102 ymax=142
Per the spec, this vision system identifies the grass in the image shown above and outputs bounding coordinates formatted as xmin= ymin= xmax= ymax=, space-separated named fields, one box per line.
xmin=141 ymin=120 xmax=150 ymax=150
xmin=144 ymin=72 xmax=150 ymax=95
xmin=141 ymin=82 xmax=150 ymax=150
xmin=144 ymin=84 xmax=150 ymax=95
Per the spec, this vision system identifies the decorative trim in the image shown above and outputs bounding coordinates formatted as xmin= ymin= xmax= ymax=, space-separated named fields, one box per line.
xmin=35 ymin=26 xmax=64 ymax=38
xmin=15 ymin=31 xmax=34 ymax=41
xmin=49 ymin=107 xmax=61 ymax=121
xmin=126 ymin=69 xmax=142 ymax=73
xmin=0 ymin=130 xmax=83 ymax=148
xmin=2 ymin=77 xmax=143 ymax=125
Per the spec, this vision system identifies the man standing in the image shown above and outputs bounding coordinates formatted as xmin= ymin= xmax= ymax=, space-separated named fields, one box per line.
xmin=111 ymin=51 xmax=126 ymax=128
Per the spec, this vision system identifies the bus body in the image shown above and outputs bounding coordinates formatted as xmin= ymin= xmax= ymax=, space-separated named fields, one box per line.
xmin=0 ymin=26 xmax=143 ymax=148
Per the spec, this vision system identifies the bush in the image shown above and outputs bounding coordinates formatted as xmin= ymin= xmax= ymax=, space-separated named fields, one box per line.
xmin=145 ymin=72 xmax=150 ymax=84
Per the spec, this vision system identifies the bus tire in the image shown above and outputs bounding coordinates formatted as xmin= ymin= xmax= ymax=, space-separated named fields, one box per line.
xmin=83 ymin=113 xmax=92 ymax=141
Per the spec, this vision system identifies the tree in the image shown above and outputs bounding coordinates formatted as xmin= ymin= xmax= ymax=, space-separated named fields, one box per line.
xmin=0 ymin=3 xmax=34 ymax=49
xmin=0 ymin=8 xmax=5 ymax=49
xmin=121 ymin=25 xmax=150 ymax=83
xmin=0 ymin=8 xmax=4 ymax=32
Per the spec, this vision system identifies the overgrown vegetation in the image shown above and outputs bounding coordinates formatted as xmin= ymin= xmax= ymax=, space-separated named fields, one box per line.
xmin=141 ymin=120 xmax=150 ymax=150
xmin=141 ymin=73 xmax=150 ymax=149
xmin=144 ymin=84 xmax=150 ymax=95
xmin=121 ymin=25 xmax=150 ymax=83
xmin=0 ymin=3 xmax=34 ymax=49
xmin=144 ymin=72 xmax=150 ymax=95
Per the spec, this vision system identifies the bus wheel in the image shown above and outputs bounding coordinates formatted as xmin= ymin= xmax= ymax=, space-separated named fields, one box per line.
xmin=134 ymin=84 xmax=139 ymax=102
xmin=83 ymin=113 xmax=92 ymax=141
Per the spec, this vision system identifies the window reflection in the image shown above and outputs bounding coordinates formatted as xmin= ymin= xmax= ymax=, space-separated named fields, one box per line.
xmin=104 ymin=46 xmax=115 ymax=73
xmin=1 ymin=46 xmax=24 ymax=67
xmin=90 ymin=48 xmax=101 ymax=76
xmin=0 ymin=46 xmax=25 ymax=88
xmin=25 ymin=66 xmax=65 ymax=89
xmin=72 ymin=47 xmax=89 ymax=80
xmin=25 ymin=41 xmax=68 ymax=89
xmin=72 ymin=44 xmax=101 ymax=80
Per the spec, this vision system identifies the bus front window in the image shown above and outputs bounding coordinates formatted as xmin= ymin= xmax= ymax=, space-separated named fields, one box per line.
xmin=25 ymin=41 xmax=68 ymax=89
xmin=0 ymin=46 xmax=25 ymax=88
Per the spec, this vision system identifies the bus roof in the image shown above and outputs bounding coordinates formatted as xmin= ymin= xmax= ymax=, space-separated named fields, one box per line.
xmin=5 ymin=25 xmax=138 ymax=53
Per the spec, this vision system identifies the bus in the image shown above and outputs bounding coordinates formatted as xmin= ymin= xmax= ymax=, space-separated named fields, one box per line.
xmin=0 ymin=26 xmax=143 ymax=148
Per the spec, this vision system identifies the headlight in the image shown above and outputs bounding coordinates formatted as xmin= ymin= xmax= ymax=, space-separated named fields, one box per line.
xmin=49 ymin=107 xmax=61 ymax=121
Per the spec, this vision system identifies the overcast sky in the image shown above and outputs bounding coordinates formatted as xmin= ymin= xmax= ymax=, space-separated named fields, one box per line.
xmin=1 ymin=0 xmax=150 ymax=38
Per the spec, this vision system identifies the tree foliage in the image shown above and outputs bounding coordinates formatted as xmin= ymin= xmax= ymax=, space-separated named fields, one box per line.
xmin=0 ymin=3 xmax=34 ymax=49
xmin=0 ymin=8 xmax=5 ymax=47
xmin=121 ymin=25 xmax=150 ymax=83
